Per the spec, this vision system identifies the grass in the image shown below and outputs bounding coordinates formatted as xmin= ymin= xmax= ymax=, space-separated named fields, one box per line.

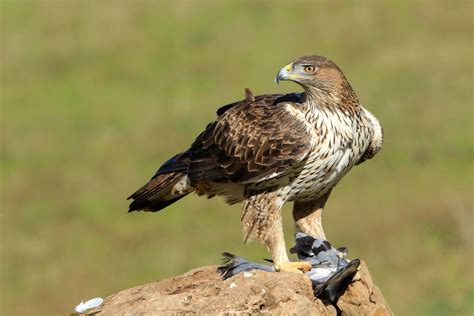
xmin=1 ymin=1 xmax=473 ymax=315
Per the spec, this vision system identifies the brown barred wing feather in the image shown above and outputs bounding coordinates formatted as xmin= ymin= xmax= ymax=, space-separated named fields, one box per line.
xmin=187 ymin=94 xmax=313 ymax=185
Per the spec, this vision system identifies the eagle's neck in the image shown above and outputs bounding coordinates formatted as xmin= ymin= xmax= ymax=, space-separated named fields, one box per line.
xmin=302 ymin=79 xmax=359 ymax=116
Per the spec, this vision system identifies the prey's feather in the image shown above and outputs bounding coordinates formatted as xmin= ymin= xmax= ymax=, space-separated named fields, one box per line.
xmin=218 ymin=233 xmax=359 ymax=304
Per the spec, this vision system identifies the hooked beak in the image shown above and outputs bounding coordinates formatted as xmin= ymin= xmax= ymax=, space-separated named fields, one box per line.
xmin=276 ymin=62 xmax=293 ymax=84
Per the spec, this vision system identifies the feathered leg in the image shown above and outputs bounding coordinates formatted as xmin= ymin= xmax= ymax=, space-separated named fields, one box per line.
xmin=293 ymin=189 xmax=332 ymax=239
xmin=241 ymin=192 xmax=311 ymax=273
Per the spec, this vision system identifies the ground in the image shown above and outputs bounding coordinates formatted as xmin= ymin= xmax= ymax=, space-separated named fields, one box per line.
xmin=88 ymin=261 xmax=392 ymax=315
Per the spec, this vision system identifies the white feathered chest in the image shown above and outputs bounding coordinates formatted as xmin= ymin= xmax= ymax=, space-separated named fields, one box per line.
xmin=283 ymin=105 xmax=375 ymax=202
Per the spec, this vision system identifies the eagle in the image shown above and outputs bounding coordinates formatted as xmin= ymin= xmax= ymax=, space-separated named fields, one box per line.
xmin=128 ymin=55 xmax=383 ymax=273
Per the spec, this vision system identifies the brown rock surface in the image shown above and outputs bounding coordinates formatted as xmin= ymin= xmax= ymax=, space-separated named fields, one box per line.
xmin=87 ymin=261 xmax=392 ymax=315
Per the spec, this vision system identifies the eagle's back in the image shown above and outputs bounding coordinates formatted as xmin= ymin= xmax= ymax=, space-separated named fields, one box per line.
xmin=185 ymin=93 xmax=313 ymax=186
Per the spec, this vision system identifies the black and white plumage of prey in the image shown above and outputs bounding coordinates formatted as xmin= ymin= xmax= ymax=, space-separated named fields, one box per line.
xmin=128 ymin=55 xmax=383 ymax=273
xmin=218 ymin=233 xmax=360 ymax=304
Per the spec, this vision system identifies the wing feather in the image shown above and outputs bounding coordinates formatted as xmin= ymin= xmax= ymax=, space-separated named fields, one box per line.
xmin=186 ymin=92 xmax=313 ymax=185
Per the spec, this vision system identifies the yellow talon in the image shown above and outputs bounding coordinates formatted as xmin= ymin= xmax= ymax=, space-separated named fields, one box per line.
xmin=274 ymin=261 xmax=312 ymax=273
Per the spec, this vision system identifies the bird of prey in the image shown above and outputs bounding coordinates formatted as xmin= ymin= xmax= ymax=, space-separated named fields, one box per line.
xmin=128 ymin=55 xmax=383 ymax=273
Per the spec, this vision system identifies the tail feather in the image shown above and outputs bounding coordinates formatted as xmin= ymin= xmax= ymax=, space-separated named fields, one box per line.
xmin=128 ymin=172 xmax=192 ymax=212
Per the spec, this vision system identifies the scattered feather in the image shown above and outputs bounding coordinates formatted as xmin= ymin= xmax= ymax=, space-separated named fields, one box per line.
xmin=74 ymin=297 xmax=104 ymax=313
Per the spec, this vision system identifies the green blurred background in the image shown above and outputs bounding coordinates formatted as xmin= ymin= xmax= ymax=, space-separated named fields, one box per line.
xmin=1 ymin=1 xmax=473 ymax=315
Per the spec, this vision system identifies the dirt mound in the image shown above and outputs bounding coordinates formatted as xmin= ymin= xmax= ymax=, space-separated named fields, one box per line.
xmin=87 ymin=261 xmax=392 ymax=315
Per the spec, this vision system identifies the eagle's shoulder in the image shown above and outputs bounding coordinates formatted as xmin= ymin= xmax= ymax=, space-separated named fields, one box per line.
xmin=186 ymin=90 xmax=312 ymax=184
xmin=216 ymin=92 xmax=305 ymax=116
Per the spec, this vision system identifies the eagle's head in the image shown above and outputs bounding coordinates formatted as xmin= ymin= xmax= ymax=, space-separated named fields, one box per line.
xmin=276 ymin=55 xmax=358 ymax=106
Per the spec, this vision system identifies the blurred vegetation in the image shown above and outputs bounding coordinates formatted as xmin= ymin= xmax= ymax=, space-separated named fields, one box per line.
xmin=1 ymin=1 xmax=473 ymax=315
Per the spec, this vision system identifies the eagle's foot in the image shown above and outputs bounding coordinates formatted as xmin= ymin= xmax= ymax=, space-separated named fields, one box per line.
xmin=274 ymin=261 xmax=312 ymax=273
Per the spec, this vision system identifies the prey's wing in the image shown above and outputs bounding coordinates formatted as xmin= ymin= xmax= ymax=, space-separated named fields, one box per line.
xmin=218 ymin=252 xmax=274 ymax=279
xmin=314 ymin=259 xmax=360 ymax=304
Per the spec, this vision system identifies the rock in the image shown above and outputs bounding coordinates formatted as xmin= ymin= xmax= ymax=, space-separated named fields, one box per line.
xmin=337 ymin=262 xmax=392 ymax=316
xmin=87 ymin=261 xmax=392 ymax=315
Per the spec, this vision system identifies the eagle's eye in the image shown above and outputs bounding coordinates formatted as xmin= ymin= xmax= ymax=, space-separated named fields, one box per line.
xmin=303 ymin=65 xmax=316 ymax=73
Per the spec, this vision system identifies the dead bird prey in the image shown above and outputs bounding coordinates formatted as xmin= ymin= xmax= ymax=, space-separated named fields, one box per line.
xmin=128 ymin=55 xmax=383 ymax=273
xmin=218 ymin=233 xmax=360 ymax=304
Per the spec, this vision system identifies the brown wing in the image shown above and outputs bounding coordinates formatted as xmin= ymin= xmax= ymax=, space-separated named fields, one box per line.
xmin=186 ymin=92 xmax=312 ymax=184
